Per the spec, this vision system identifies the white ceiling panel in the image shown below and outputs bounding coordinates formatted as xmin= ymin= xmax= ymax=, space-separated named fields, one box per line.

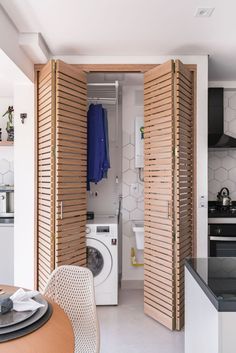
xmin=1 ymin=0 xmax=236 ymax=80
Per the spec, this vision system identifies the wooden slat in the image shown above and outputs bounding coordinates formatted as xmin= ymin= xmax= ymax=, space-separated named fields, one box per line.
xmin=144 ymin=60 xmax=195 ymax=331
xmin=144 ymin=60 xmax=175 ymax=331
xmin=55 ymin=60 xmax=87 ymax=268
xmin=37 ymin=60 xmax=55 ymax=293
xmin=174 ymin=60 xmax=194 ymax=330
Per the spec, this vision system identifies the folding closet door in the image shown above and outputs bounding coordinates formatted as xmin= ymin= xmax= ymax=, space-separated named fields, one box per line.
xmin=55 ymin=60 xmax=87 ymax=268
xmin=144 ymin=60 xmax=194 ymax=330
xmin=144 ymin=60 xmax=176 ymax=330
xmin=174 ymin=60 xmax=194 ymax=330
xmin=37 ymin=60 xmax=87 ymax=291
xmin=37 ymin=61 xmax=56 ymax=292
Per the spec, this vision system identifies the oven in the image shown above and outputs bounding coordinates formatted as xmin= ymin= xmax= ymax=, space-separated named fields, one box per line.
xmin=209 ymin=219 xmax=236 ymax=257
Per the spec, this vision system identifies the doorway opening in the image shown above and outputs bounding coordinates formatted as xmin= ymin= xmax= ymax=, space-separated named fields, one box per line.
xmin=35 ymin=60 xmax=196 ymax=337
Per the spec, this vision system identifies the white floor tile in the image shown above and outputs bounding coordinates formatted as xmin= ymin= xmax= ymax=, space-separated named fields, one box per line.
xmin=97 ymin=289 xmax=184 ymax=353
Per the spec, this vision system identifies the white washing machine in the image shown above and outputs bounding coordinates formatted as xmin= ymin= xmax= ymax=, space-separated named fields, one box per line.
xmin=86 ymin=216 xmax=118 ymax=305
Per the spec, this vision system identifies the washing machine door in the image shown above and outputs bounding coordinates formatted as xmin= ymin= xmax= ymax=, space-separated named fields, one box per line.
xmin=86 ymin=237 xmax=113 ymax=287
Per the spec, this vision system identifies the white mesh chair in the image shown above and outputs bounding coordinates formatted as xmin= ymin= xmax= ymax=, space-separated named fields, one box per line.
xmin=44 ymin=265 xmax=100 ymax=353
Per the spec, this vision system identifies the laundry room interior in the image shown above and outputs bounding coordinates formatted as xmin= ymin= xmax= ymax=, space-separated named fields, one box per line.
xmin=86 ymin=72 xmax=145 ymax=305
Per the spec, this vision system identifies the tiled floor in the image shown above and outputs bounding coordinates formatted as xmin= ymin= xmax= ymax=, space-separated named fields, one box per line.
xmin=97 ymin=289 xmax=184 ymax=353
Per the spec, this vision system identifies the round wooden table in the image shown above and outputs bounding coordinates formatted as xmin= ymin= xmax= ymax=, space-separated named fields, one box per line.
xmin=0 ymin=285 xmax=74 ymax=353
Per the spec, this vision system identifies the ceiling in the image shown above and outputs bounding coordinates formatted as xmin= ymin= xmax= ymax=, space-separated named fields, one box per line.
xmin=1 ymin=0 xmax=236 ymax=80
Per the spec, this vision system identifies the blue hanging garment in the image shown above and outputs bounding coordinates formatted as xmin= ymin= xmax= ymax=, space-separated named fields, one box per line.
xmin=102 ymin=108 xmax=110 ymax=178
xmin=87 ymin=104 xmax=110 ymax=190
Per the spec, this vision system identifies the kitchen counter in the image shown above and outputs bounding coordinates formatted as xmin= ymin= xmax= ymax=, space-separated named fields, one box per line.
xmin=185 ymin=258 xmax=236 ymax=353
xmin=185 ymin=258 xmax=236 ymax=311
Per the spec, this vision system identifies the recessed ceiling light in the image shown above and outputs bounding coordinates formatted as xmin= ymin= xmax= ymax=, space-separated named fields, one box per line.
xmin=195 ymin=7 xmax=215 ymax=17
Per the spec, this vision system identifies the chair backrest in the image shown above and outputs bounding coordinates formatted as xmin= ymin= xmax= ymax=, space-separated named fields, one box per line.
xmin=44 ymin=265 xmax=100 ymax=353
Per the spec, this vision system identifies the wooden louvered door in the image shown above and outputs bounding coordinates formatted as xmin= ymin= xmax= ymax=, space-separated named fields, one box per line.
xmin=37 ymin=60 xmax=87 ymax=291
xmin=144 ymin=60 xmax=194 ymax=330
xmin=144 ymin=60 xmax=175 ymax=330
xmin=37 ymin=61 xmax=56 ymax=292
xmin=55 ymin=60 xmax=87 ymax=268
xmin=174 ymin=60 xmax=194 ymax=330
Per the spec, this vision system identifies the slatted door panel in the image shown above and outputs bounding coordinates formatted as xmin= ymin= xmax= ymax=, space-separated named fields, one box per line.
xmin=174 ymin=60 xmax=194 ymax=330
xmin=37 ymin=61 xmax=56 ymax=292
xmin=144 ymin=60 xmax=175 ymax=330
xmin=55 ymin=60 xmax=87 ymax=267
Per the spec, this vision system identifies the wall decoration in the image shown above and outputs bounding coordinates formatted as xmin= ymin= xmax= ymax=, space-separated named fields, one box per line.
xmin=2 ymin=106 xmax=14 ymax=142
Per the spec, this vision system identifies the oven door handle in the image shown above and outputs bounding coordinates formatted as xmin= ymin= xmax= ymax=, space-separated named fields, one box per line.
xmin=210 ymin=236 xmax=236 ymax=241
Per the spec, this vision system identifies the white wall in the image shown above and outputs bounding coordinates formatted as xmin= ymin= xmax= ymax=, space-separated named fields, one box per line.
xmin=13 ymin=83 xmax=35 ymax=289
xmin=57 ymin=55 xmax=209 ymax=258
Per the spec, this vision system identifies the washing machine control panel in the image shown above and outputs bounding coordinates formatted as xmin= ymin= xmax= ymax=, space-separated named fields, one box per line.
xmin=97 ymin=226 xmax=110 ymax=233
xmin=86 ymin=222 xmax=118 ymax=239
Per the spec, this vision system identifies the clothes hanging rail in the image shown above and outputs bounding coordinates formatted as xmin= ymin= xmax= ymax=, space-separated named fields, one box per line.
xmin=87 ymin=80 xmax=119 ymax=105
xmin=87 ymin=97 xmax=117 ymax=105
xmin=87 ymin=82 xmax=119 ymax=87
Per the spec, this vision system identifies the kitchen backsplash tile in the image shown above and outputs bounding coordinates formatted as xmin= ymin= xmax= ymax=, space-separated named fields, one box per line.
xmin=208 ymin=90 xmax=236 ymax=201
xmin=0 ymin=158 xmax=14 ymax=185
xmin=209 ymin=149 xmax=236 ymax=201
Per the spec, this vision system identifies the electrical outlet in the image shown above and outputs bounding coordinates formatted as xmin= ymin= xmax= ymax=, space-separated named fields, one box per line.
xmin=199 ymin=195 xmax=207 ymax=208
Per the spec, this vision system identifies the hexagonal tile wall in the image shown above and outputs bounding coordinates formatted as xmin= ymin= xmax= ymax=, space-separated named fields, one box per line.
xmin=208 ymin=149 xmax=236 ymax=200
xmin=122 ymin=131 xmax=144 ymax=241
xmin=123 ymin=183 xmax=130 ymax=198
xmin=122 ymin=158 xmax=129 ymax=172
xmin=123 ymin=143 xmax=134 ymax=160
xmin=222 ymin=156 xmax=236 ymax=170
xmin=0 ymin=159 xmax=10 ymax=174
xmin=123 ymin=195 xmax=137 ymax=212
xmin=123 ymin=169 xmax=137 ymax=185
xmin=0 ymin=158 xmax=14 ymax=186
xmin=208 ymin=154 xmax=221 ymax=170
xmin=215 ymin=168 xmax=228 ymax=182
xmin=209 ymin=179 xmax=221 ymax=197
xmin=3 ymin=171 xmax=14 ymax=185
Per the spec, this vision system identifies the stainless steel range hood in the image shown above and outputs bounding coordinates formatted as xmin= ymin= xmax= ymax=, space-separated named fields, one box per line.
xmin=208 ymin=88 xmax=236 ymax=148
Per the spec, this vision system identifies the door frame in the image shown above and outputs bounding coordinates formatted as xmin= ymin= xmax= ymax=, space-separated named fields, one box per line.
xmin=34 ymin=62 xmax=197 ymax=289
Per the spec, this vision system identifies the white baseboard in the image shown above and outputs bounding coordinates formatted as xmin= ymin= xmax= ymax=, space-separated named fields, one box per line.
xmin=121 ymin=279 xmax=144 ymax=290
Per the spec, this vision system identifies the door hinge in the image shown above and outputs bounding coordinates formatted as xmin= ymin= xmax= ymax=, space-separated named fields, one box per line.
xmin=52 ymin=60 xmax=56 ymax=72
xmin=51 ymin=145 xmax=56 ymax=157
xmin=51 ymin=233 xmax=55 ymax=242
xmin=173 ymin=61 xmax=176 ymax=73
xmin=173 ymin=147 xmax=178 ymax=157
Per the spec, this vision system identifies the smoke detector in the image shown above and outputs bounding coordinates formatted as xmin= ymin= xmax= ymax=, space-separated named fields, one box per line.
xmin=195 ymin=8 xmax=215 ymax=17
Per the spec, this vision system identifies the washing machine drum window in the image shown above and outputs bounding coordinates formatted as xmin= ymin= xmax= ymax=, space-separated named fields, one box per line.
xmin=87 ymin=246 xmax=104 ymax=277
xmin=86 ymin=237 xmax=113 ymax=286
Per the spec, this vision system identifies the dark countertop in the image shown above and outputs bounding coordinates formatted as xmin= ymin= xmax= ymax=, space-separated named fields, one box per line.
xmin=185 ymin=258 xmax=236 ymax=312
